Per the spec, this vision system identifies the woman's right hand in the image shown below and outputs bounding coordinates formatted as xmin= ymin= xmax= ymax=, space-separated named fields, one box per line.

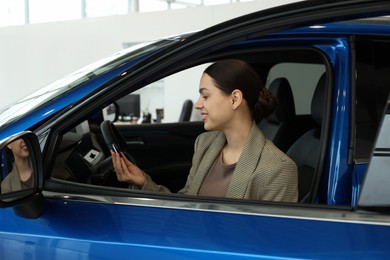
xmin=111 ymin=150 xmax=146 ymax=187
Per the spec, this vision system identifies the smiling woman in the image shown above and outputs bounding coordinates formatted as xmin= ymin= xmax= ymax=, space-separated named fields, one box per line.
xmin=109 ymin=60 xmax=298 ymax=202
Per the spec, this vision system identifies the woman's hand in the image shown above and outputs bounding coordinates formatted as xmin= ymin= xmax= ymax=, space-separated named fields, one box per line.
xmin=111 ymin=150 xmax=146 ymax=187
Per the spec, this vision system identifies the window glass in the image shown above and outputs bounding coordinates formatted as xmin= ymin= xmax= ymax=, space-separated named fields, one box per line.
xmin=267 ymin=63 xmax=325 ymax=115
xmin=29 ymin=0 xmax=81 ymax=24
xmin=85 ymin=0 xmax=128 ymax=18
xmin=170 ymin=3 xmax=190 ymax=10
xmin=52 ymin=65 xmax=208 ymax=189
xmin=354 ymin=38 xmax=390 ymax=160
xmin=0 ymin=40 xmax=174 ymax=129
xmin=113 ymin=64 xmax=206 ymax=124
xmin=0 ymin=0 xmax=25 ymax=27
xmin=116 ymin=61 xmax=327 ymax=125
xmin=176 ymin=0 xmax=202 ymax=5
xmin=139 ymin=0 xmax=168 ymax=12
xmin=204 ymin=0 xmax=231 ymax=6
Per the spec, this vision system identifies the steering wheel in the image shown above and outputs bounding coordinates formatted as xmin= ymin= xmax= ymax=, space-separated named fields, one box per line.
xmin=100 ymin=120 xmax=137 ymax=164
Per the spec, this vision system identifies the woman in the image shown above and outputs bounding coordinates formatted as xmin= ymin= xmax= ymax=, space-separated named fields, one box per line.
xmin=112 ymin=59 xmax=298 ymax=202
xmin=1 ymin=138 xmax=34 ymax=194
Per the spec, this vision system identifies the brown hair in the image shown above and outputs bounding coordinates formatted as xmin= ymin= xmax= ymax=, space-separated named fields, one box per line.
xmin=204 ymin=59 xmax=277 ymax=121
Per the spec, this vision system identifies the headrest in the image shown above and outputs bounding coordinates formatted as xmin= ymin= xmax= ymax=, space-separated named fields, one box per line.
xmin=267 ymin=78 xmax=296 ymax=124
xmin=179 ymin=99 xmax=193 ymax=122
xmin=311 ymin=73 xmax=326 ymax=125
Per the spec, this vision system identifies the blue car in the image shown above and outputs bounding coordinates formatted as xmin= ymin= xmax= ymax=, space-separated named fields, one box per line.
xmin=1 ymin=0 xmax=390 ymax=258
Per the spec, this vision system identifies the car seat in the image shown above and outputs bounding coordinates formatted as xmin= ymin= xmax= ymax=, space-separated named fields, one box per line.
xmin=286 ymin=73 xmax=326 ymax=202
xmin=178 ymin=99 xmax=193 ymax=122
xmin=258 ymin=77 xmax=298 ymax=152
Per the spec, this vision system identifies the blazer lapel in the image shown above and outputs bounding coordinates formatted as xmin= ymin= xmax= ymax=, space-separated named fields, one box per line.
xmin=226 ymin=123 xmax=266 ymax=198
xmin=186 ymin=132 xmax=226 ymax=195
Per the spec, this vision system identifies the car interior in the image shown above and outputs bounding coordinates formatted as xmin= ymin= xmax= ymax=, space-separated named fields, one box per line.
xmin=50 ymin=46 xmax=329 ymax=203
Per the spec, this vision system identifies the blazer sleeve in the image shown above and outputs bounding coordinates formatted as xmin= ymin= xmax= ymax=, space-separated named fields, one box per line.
xmin=1 ymin=167 xmax=22 ymax=194
xmin=249 ymin=142 xmax=298 ymax=202
xmin=256 ymin=158 xmax=298 ymax=202
xmin=141 ymin=173 xmax=172 ymax=193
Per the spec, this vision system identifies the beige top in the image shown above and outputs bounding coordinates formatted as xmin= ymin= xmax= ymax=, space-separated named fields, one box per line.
xmin=198 ymin=152 xmax=236 ymax=197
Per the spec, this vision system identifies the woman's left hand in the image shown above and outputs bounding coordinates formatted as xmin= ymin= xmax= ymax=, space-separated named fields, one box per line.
xmin=111 ymin=150 xmax=146 ymax=187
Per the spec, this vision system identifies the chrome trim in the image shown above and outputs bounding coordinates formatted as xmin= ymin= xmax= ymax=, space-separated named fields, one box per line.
xmin=354 ymin=158 xmax=369 ymax=164
xmin=43 ymin=191 xmax=390 ymax=226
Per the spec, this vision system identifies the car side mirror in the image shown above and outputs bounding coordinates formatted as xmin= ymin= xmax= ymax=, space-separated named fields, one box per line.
xmin=102 ymin=102 xmax=120 ymax=122
xmin=0 ymin=132 xmax=46 ymax=218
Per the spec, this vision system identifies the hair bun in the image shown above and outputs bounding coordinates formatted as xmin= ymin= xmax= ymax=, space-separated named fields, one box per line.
xmin=254 ymin=88 xmax=278 ymax=121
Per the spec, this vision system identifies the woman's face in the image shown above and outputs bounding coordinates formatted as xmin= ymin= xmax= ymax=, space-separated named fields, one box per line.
xmin=7 ymin=138 xmax=29 ymax=160
xmin=195 ymin=73 xmax=233 ymax=131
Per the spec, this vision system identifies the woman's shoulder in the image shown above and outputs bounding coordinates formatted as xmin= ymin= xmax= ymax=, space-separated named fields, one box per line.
xmin=1 ymin=167 xmax=18 ymax=192
xmin=262 ymin=139 xmax=295 ymax=165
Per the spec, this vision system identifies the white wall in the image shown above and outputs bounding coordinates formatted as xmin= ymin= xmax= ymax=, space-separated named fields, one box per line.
xmin=0 ymin=0 xmax=301 ymax=110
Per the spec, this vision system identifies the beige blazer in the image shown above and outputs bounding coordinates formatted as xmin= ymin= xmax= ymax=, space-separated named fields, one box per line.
xmin=143 ymin=123 xmax=298 ymax=202
xmin=1 ymin=165 xmax=22 ymax=194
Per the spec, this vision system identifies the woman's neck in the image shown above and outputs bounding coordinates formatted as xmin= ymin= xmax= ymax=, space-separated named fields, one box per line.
xmin=15 ymin=158 xmax=32 ymax=182
xmin=222 ymin=119 xmax=253 ymax=164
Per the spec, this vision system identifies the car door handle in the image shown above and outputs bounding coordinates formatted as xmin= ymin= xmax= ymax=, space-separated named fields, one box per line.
xmin=127 ymin=140 xmax=144 ymax=145
xmin=126 ymin=137 xmax=145 ymax=146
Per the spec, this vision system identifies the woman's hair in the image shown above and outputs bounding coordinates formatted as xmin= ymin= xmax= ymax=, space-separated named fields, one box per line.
xmin=203 ymin=59 xmax=277 ymax=121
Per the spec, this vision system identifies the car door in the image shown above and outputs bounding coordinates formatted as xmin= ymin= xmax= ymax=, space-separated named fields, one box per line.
xmin=113 ymin=122 xmax=205 ymax=192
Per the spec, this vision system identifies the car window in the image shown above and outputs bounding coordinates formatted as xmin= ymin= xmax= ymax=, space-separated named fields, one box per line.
xmin=267 ymin=63 xmax=326 ymax=115
xmin=0 ymin=39 xmax=175 ymax=129
xmin=353 ymin=37 xmax=390 ymax=162
xmin=50 ymin=46 xmax=331 ymax=206
xmin=108 ymin=64 xmax=207 ymax=124
xmin=110 ymin=61 xmax=327 ymax=125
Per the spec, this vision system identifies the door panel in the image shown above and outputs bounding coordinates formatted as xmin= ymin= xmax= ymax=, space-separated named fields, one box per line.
xmin=116 ymin=121 xmax=205 ymax=192
xmin=1 ymin=197 xmax=390 ymax=258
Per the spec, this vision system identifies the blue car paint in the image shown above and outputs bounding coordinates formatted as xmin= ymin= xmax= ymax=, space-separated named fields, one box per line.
xmin=0 ymin=149 xmax=7 ymax=179
xmin=0 ymin=199 xmax=389 ymax=259
xmin=280 ymin=22 xmax=390 ymax=36
xmin=321 ymin=38 xmax=354 ymax=206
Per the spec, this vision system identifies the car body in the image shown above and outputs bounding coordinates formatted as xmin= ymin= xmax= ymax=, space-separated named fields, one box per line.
xmin=1 ymin=0 xmax=390 ymax=258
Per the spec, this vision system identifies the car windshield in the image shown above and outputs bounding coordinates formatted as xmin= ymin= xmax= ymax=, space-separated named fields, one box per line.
xmin=0 ymin=38 xmax=177 ymax=129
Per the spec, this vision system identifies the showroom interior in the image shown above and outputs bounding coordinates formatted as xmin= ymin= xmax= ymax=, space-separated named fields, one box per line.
xmin=1 ymin=0 xmax=299 ymax=114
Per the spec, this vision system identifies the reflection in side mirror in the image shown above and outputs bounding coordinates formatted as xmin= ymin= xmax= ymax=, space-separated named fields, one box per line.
xmin=1 ymin=138 xmax=35 ymax=194
xmin=102 ymin=103 xmax=119 ymax=122
xmin=0 ymin=137 xmax=36 ymax=202
xmin=0 ymin=134 xmax=36 ymax=202
xmin=0 ymin=132 xmax=46 ymax=218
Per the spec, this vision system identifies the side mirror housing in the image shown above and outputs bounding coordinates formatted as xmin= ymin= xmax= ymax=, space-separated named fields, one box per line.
xmin=0 ymin=131 xmax=46 ymax=218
